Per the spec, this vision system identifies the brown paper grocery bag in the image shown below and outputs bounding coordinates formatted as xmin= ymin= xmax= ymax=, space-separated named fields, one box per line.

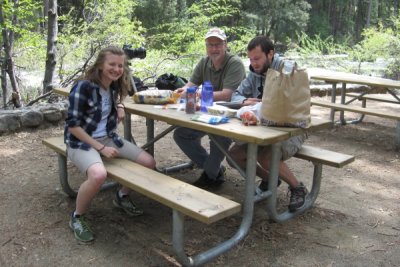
xmin=261 ymin=62 xmax=311 ymax=128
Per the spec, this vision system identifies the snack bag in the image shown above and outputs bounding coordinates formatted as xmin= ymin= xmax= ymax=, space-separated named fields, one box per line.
xmin=191 ymin=114 xmax=229 ymax=125
xmin=132 ymin=89 xmax=175 ymax=104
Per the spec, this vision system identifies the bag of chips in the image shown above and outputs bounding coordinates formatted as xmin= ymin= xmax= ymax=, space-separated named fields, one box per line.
xmin=132 ymin=89 xmax=176 ymax=104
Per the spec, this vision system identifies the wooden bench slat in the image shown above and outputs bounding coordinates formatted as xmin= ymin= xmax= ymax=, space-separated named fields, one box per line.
xmin=295 ymin=145 xmax=355 ymax=168
xmin=42 ymin=136 xmax=241 ymax=225
xmin=311 ymin=99 xmax=400 ymax=120
xmin=346 ymin=93 xmax=400 ymax=104
xmin=105 ymin=159 xmax=240 ymax=224
xmin=43 ymin=136 xmax=67 ymax=156
xmin=53 ymin=87 xmax=70 ymax=97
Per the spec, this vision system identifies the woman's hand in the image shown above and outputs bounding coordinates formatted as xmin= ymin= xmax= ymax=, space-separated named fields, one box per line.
xmin=99 ymin=146 xmax=119 ymax=158
xmin=117 ymin=107 xmax=125 ymax=123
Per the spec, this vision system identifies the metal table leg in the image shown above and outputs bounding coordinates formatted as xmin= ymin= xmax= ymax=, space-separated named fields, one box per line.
xmin=172 ymin=143 xmax=258 ymax=266
xmin=263 ymin=144 xmax=323 ymax=223
xmin=330 ymin=82 xmax=337 ymax=122
xmin=57 ymin=153 xmax=117 ymax=198
xmin=339 ymin=82 xmax=347 ymax=125
xmin=395 ymin=121 xmax=400 ymax=151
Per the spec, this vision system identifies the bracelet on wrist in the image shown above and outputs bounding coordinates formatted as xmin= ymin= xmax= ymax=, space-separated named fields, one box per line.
xmin=98 ymin=144 xmax=106 ymax=152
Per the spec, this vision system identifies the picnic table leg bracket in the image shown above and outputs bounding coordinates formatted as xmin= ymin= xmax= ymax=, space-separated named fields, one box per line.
xmin=58 ymin=154 xmax=77 ymax=198
xmin=264 ymin=146 xmax=323 ymax=223
xmin=307 ymin=163 xmax=323 ymax=206
xmin=395 ymin=122 xmax=400 ymax=151
xmin=123 ymin=114 xmax=135 ymax=143
xmin=172 ymin=143 xmax=258 ymax=266
xmin=56 ymin=153 xmax=117 ymax=198
xmin=330 ymin=83 xmax=337 ymax=122
xmin=146 ymin=118 xmax=154 ymax=156
xmin=331 ymin=82 xmax=366 ymax=125
xmin=339 ymin=82 xmax=346 ymax=124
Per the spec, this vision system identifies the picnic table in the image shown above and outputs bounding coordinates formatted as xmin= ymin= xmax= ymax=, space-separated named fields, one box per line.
xmin=308 ymin=68 xmax=400 ymax=149
xmin=122 ymin=100 xmax=353 ymax=266
xmin=48 ymin=87 xmax=354 ymax=266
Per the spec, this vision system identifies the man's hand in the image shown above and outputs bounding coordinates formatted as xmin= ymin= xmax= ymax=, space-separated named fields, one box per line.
xmin=174 ymin=87 xmax=187 ymax=95
xmin=242 ymin=98 xmax=261 ymax=106
xmin=240 ymin=111 xmax=258 ymax=126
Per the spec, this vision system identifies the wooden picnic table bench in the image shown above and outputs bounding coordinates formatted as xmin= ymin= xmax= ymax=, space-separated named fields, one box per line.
xmin=310 ymin=99 xmax=400 ymax=121
xmin=42 ymin=136 xmax=241 ymax=225
xmin=345 ymin=92 xmax=400 ymax=104
xmin=309 ymin=68 xmax=400 ymax=150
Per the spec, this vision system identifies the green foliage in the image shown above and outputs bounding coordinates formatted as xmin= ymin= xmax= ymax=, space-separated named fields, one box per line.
xmin=351 ymin=23 xmax=395 ymax=62
xmin=136 ymin=0 xmax=249 ymax=81
xmin=0 ymin=0 xmax=43 ymax=37
xmin=148 ymin=0 xmax=242 ymax=54
xmin=56 ymin=0 xmax=145 ymax=84
xmin=1 ymin=0 xmax=45 ymax=69
xmin=134 ymin=0 xmax=180 ymax=36
xmin=348 ymin=17 xmax=400 ymax=77
xmin=286 ymin=32 xmax=346 ymax=57
xmin=242 ymin=0 xmax=311 ymax=44
xmin=307 ymin=13 xmax=331 ymax=40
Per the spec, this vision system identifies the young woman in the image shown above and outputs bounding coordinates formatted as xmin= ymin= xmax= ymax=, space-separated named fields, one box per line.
xmin=64 ymin=46 xmax=156 ymax=243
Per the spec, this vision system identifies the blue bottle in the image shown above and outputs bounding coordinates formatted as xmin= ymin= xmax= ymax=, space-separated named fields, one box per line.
xmin=201 ymin=80 xmax=214 ymax=112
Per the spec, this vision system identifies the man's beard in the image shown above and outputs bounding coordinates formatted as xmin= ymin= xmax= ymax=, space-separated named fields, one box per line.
xmin=259 ymin=62 xmax=270 ymax=74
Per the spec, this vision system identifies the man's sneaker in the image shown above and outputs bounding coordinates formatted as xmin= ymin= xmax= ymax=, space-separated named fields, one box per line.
xmin=69 ymin=213 xmax=94 ymax=243
xmin=113 ymin=192 xmax=144 ymax=216
xmin=193 ymin=166 xmax=226 ymax=189
xmin=255 ymin=179 xmax=282 ymax=195
xmin=288 ymin=182 xmax=308 ymax=212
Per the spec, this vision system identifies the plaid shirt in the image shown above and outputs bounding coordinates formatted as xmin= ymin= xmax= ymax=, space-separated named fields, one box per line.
xmin=64 ymin=80 xmax=123 ymax=150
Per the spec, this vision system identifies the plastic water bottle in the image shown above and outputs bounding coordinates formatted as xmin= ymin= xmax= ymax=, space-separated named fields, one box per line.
xmin=283 ymin=60 xmax=295 ymax=74
xmin=185 ymin=87 xmax=196 ymax=114
xmin=201 ymin=81 xmax=214 ymax=112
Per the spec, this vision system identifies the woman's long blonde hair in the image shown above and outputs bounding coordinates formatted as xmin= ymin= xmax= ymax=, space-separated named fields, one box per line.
xmin=82 ymin=46 xmax=131 ymax=101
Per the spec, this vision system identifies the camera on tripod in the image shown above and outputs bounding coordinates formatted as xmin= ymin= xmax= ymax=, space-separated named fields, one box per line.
xmin=123 ymin=44 xmax=146 ymax=59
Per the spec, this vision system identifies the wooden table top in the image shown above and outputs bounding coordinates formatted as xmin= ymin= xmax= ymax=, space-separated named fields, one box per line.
xmin=308 ymin=68 xmax=400 ymax=89
xmin=124 ymin=99 xmax=332 ymax=146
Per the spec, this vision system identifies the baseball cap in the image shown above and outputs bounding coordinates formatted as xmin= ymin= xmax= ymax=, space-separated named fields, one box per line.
xmin=205 ymin=27 xmax=227 ymax=41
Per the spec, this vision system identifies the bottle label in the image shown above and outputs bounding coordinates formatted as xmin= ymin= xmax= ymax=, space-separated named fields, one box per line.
xmin=186 ymin=92 xmax=196 ymax=114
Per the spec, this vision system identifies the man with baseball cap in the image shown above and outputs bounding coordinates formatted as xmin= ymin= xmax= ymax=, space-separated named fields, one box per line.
xmin=174 ymin=27 xmax=246 ymax=189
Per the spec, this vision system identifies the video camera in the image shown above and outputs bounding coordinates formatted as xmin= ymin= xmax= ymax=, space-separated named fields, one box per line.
xmin=123 ymin=44 xmax=146 ymax=59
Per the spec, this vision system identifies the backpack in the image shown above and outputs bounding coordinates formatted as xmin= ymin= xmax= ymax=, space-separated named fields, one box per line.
xmin=155 ymin=73 xmax=188 ymax=90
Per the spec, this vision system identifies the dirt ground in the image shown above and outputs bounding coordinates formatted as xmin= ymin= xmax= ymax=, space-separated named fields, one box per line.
xmin=0 ymin=97 xmax=399 ymax=267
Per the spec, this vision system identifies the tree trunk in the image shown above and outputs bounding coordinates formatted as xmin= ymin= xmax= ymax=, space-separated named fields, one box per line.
xmin=0 ymin=1 xmax=21 ymax=108
xmin=366 ymin=0 xmax=372 ymax=27
xmin=43 ymin=0 xmax=58 ymax=93
xmin=42 ymin=0 xmax=49 ymax=31
xmin=1 ymin=55 xmax=7 ymax=108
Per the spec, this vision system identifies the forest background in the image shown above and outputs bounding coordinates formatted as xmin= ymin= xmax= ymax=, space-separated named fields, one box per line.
xmin=1 ymin=0 xmax=400 ymax=109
